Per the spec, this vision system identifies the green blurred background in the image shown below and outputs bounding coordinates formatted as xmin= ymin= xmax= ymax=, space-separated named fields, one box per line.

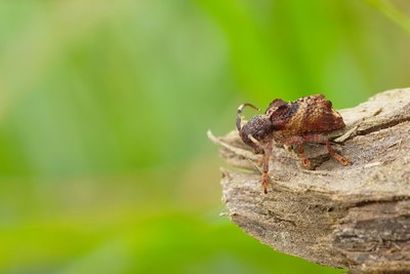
xmin=1 ymin=0 xmax=409 ymax=273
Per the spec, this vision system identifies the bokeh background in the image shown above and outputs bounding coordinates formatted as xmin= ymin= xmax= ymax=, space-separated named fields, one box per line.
xmin=1 ymin=1 xmax=410 ymax=273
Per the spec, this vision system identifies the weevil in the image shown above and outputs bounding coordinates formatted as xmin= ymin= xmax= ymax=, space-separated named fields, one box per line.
xmin=236 ymin=94 xmax=350 ymax=194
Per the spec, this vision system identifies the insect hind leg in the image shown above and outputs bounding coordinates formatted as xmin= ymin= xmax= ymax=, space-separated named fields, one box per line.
xmin=248 ymin=134 xmax=272 ymax=193
xmin=303 ymin=134 xmax=351 ymax=166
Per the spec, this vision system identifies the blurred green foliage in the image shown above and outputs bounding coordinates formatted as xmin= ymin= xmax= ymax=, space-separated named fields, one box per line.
xmin=0 ymin=0 xmax=409 ymax=273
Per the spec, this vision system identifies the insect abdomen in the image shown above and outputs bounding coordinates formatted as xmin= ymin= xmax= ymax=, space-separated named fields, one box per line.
xmin=284 ymin=95 xmax=345 ymax=135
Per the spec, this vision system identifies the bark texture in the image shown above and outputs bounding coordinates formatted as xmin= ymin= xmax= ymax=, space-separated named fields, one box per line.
xmin=208 ymin=88 xmax=410 ymax=273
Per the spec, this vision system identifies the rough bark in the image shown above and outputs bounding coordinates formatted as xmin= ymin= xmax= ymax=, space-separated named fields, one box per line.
xmin=208 ymin=88 xmax=410 ymax=273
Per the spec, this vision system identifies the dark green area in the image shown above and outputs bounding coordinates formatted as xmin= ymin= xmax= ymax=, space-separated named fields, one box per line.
xmin=0 ymin=0 xmax=409 ymax=273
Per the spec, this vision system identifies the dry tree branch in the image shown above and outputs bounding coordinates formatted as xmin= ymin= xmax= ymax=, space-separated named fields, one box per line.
xmin=209 ymin=88 xmax=410 ymax=273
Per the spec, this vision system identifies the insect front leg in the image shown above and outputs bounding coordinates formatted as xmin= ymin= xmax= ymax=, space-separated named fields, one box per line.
xmin=261 ymin=140 xmax=273 ymax=194
xmin=248 ymin=135 xmax=272 ymax=194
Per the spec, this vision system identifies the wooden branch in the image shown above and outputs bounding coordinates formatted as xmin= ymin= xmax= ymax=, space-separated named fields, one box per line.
xmin=209 ymin=88 xmax=410 ymax=273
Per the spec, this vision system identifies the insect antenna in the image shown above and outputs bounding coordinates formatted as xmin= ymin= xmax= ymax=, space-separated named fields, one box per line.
xmin=236 ymin=103 xmax=260 ymax=131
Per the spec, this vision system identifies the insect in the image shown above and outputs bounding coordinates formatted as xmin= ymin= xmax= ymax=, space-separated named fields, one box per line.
xmin=236 ymin=94 xmax=350 ymax=194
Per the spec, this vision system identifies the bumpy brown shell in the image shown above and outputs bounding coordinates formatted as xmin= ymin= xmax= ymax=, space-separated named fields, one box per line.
xmin=266 ymin=94 xmax=345 ymax=138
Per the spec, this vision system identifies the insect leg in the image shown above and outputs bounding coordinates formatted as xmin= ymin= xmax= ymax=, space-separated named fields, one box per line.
xmin=284 ymin=136 xmax=311 ymax=168
xmin=303 ymin=134 xmax=351 ymax=166
xmin=325 ymin=141 xmax=351 ymax=166
xmin=295 ymin=144 xmax=311 ymax=168
xmin=248 ymin=134 xmax=272 ymax=193
xmin=261 ymin=140 xmax=273 ymax=194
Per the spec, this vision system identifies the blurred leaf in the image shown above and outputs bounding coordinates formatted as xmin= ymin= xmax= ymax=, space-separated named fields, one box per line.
xmin=365 ymin=0 xmax=410 ymax=33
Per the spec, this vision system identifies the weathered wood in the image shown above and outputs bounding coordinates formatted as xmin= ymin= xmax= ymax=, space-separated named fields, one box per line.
xmin=209 ymin=88 xmax=410 ymax=273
